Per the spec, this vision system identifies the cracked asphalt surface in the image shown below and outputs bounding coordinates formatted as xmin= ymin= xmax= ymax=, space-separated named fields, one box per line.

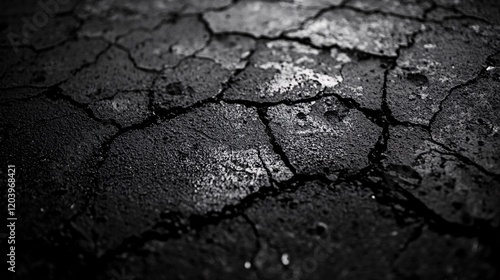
xmin=0 ymin=0 xmax=499 ymax=279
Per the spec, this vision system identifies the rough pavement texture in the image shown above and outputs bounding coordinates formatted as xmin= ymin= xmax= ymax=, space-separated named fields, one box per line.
xmin=0 ymin=0 xmax=499 ymax=280
xmin=287 ymin=9 xmax=422 ymax=57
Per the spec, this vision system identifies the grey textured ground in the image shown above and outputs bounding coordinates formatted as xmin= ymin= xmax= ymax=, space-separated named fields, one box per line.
xmin=1 ymin=0 xmax=499 ymax=279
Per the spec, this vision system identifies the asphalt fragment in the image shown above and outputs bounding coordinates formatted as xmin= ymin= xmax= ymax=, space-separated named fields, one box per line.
xmin=61 ymin=46 xmax=154 ymax=104
xmin=387 ymin=22 xmax=499 ymax=126
xmin=196 ymin=34 xmax=256 ymax=71
xmin=431 ymin=66 xmax=500 ymax=175
xmin=287 ymin=8 xmax=422 ymax=57
xmin=203 ymin=1 xmax=318 ymax=38
xmin=385 ymin=126 xmax=500 ymax=226
xmin=224 ymin=40 xmax=345 ymax=103
xmin=266 ymin=96 xmax=382 ymax=177
xmin=117 ymin=16 xmax=210 ymax=71
xmin=152 ymin=57 xmax=232 ymax=112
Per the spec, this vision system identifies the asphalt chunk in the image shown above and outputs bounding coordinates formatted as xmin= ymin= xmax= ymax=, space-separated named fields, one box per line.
xmin=431 ymin=67 xmax=500 ymax=175
xmin=61 ymin=46 xmax=154 ymax=104
xmin=152 ymin=57 xmax=231 ymax=111
xmin=117 ymin=17 xmax=210 ymax=71
xmin=224 ymin=40 xmax=345 ymax=103
xmin=387 ymin=23 xmax=498 ymax=126
xmin=267 ymin=96 xmax=381 ymax=177
xmin=287 ymin=8 xmax=422 ymax=57
xmin=196 ymin=34 xmax=256 ymax=71
xmin=334 ymin=55 xmax=387 ymax=110
xmin=203 ymin=1 xmax=318 ymax=37
xmin=385 ymin=126 xmax=500 ymax=226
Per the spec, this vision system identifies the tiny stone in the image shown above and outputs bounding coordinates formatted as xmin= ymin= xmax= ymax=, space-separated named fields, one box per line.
xmin=244 ymin=261 xmax=251 ymax=269
xmin=281 ymin=253 xmax=290 ymax=266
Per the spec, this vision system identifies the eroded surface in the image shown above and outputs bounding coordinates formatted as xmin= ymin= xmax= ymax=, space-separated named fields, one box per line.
xmin=152 ymin=57 xmax=232 ymax=111
xmin=387 ymin=22 xmax=499 ymax=125
xmin=267 ymin=96 xmax=381 ymax=176
xmin=61 ymin=46 xmax=154 ymax=104
xmin=431 ymin=65 xmax=500 ymax=175
xmin=385 ymin=126 xmax=500 ymax=226
xmin=224 ymin=40 xmax=345 ymax=103
xmin=73 ymin=103 xmax=292 ymax=253
xmin=117 ymin=17 xmax=210 ymax=70
xmin=203 ymin=1 xmax=318 ymax=37
xmin=1 ymin=1 xmax=499 ymax=279
xmin=287 ymin=8 xmax=422 ymax=56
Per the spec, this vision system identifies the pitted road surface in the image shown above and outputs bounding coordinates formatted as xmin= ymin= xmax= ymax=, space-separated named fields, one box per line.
xmin=1 ymin=0 xmax=500 ymax=279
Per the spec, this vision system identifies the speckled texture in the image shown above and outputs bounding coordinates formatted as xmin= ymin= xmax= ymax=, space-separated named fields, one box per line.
xmin=334 ymin=55 xmax=388 ymax=110
xmin=387 ymin=23 xmax=498 ymax=125
xmin=431 ymin=66 xmax=500 ymax=175
xmin=385 ymin=126 xmax=500 ymax=225
xmin=152 ymin=57 xmax=231 ymax=111
xmin=1 ymin=1 xmax=499 ymax=279
xmin=73 ymin=103 xmax=292 ymax=252
xmin=61 ymin=46 xmax=154 ymax=104
xmin=224 ymin=40 xmax=345 ymax=103
xmin=196 ymin=35 xmax=256 ymax=71
xmin=204 ymin=1 xmax=318 ymax=37
xmin=1 ymin=39 xmax=108 ymax=88
xmin=287 ymin=8 xmax=422 ymax=57
xmin=267 ymin=96 xmax=381 ymax=176
xmin=117 ymin=17 xmax=210 ymax=70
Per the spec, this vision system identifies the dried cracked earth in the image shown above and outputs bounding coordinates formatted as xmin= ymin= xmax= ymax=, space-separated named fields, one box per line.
xmin=1 ymin=0 xmax=500 ymax=279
